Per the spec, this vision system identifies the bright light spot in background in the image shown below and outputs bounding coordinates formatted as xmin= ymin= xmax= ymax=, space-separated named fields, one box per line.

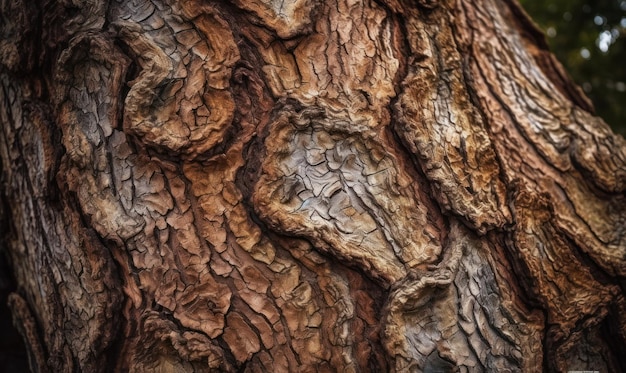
xmin=597 ymin=30 xmax=613 ymax=52
xmin=580 ymin=47 xmax=591 ymax=59
xmin=594 ymin=15 xmax=605 ymax=25
xmin=547 ymin=27 xmax=557 ymax=37
xmin=616 ymin=82 xmax=626 ymax=92
xmin=621 ymin=17 xmax=626 ymax=28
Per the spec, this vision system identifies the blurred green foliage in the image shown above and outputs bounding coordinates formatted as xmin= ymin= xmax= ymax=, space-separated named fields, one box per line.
xmin=519 ymin=0 xmax=626 ymax=135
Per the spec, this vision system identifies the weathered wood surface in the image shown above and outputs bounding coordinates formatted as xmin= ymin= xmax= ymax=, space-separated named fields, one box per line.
xmin=1 ymin=0 xmax=625 ymax=371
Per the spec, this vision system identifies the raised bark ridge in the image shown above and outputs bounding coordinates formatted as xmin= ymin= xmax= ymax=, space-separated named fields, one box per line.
xmin=1 ymin=0 xmax=625 ymax=372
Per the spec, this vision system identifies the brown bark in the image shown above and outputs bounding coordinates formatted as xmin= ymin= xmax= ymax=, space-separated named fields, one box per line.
xmin=1 ymin=0 xmax=625 ymax=371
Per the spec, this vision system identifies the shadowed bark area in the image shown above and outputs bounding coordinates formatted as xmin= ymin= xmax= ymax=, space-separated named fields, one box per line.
xmin=1 ymin=0 xmax=625 ymax=371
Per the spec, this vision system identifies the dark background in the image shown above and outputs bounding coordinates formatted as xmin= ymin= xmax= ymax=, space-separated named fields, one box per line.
xmin=520 ymin=0 xmax=626 ymax=136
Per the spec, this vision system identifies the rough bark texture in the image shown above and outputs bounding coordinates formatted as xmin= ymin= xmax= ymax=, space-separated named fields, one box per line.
xmin=1 ymin=0 xmax=626 ymax=371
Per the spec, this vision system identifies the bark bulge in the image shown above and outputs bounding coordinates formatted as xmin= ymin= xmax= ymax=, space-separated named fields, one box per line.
xmin=1 ymin=0 xmax=625 ymax=371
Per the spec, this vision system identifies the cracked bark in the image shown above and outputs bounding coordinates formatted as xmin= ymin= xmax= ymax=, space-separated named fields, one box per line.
xmin=1 ymin=0 xmax=625 ymax=371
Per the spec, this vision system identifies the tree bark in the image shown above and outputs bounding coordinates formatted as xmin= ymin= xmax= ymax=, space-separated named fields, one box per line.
xmin=1 ymin=0 xmax=626 ymax=371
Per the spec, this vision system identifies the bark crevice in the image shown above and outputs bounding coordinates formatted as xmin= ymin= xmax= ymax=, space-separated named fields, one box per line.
xmin=2 ymin=0 xmax=625 ymax=371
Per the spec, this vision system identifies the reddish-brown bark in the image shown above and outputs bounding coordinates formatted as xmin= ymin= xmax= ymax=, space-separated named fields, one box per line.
xmin=1 ymin=0 xmax=625 ymax=371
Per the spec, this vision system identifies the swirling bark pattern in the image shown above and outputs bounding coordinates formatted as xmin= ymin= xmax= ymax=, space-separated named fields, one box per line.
xmin=1 ymin=0 xmax=625 ymax=371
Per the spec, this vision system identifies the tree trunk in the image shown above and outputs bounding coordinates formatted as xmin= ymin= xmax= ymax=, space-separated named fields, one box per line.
xmin=1 ymin=0 xmax=626 ymax=371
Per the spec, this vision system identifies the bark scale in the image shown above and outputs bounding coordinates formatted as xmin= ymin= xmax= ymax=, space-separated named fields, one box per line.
xmin=1 ymin=0 xmax=625 ymax=371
